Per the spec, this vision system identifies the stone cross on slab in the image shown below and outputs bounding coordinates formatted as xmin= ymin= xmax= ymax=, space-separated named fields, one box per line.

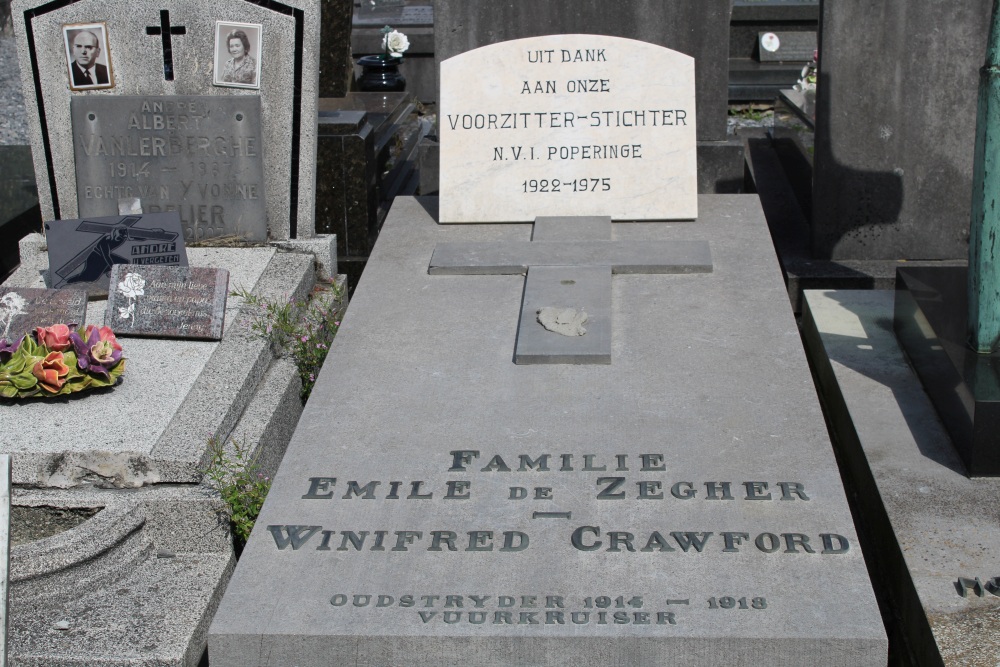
xmin=429 ymin=216 xmax=712 ymax=364
xmin=146 ymin=10 xmax=186 ymax=81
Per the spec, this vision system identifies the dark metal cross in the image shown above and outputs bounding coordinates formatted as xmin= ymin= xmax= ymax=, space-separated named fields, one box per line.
xmin=146 ymin=10 xmax=186 ymax=81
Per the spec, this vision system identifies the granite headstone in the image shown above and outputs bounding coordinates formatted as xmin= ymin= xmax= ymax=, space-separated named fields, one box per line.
xmin=13 ymin=0 xmax=322 ymax=241
xmin=439 ymin=35 xmax=697 ymax=223
xmin=104 ymin=264 xmax=229 ymax=340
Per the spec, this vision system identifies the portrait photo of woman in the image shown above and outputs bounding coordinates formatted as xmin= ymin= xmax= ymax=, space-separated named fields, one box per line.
xmin=213 ymin=21 xmax=262 ymax=89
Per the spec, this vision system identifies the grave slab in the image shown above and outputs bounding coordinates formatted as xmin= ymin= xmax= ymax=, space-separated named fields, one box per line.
xmin=209 ymin=195 xmax=886 ymax=666
xmin=801 ymin=289 xmax=1000 ymax=665
xmin=1 ymin=245 xmax=294 ymax=487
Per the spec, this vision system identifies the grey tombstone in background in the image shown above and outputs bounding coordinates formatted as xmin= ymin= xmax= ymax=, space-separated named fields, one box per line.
xmin=813 ymin=0 xmax=992 ymax=259
xmin=12 ymin=0 xmax=321 ymax=241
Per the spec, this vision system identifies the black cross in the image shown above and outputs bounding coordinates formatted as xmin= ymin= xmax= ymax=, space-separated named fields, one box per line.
xmin=146 ymin=10 xmax=186 ymax=81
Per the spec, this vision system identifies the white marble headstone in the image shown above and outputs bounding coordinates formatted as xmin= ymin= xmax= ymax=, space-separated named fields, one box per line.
xmin=440 ymin=35 xmax=697 ymax=223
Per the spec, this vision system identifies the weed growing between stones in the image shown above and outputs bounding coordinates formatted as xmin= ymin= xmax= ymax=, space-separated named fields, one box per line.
xmin=203 ymin=435 xmax=270 ymax=556
xmin=232 ymin=280 xmax=343 ymax=402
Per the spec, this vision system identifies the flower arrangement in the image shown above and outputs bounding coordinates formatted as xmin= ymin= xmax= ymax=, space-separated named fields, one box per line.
xmin=380 ymin=25 xmax=409 ymax=60
xmin=795 ymin=49 xmax=818 ymax=93
xmin=0 ymin=323 xmax=126 ymax=399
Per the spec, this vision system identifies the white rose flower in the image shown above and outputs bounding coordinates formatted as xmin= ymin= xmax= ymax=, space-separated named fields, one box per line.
xmin=382 ymin=30 xmax=409 ymax=57
xmin=118 ymin=272 xmax=146 ymax=299
xmin=1 ymin=292 xmax=27 ymax=315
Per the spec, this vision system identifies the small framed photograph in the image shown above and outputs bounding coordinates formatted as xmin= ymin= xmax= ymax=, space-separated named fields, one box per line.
xmin=213 ymin=21 xmax=262 ymax=89
xmin=63 ymin=22 xmax=114 ymax=91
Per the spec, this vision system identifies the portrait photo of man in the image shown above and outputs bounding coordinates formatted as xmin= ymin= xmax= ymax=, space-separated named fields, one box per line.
xmin=63 ymin=23 xmax=114 ymax=90
xmin=213 ymin=21 xmax=263 ymax=90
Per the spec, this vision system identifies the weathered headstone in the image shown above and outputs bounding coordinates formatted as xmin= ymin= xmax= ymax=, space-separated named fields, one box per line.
xmin=0 ymin=287 xmax=87 ymax=343
xmin=13 ymin=0 xmax=321 ymax=241
xmin=105 ymin=264 xmax=229 ymax=339
xmin=71 ymin=96 xmax=267 ymax=242
xmin=440 ymin=35 xmax=697 ymax=222
xmin=210 ymin=34 xmax=886 ymax=665
xmin=44 ymin=211 xmax=187 ymax=291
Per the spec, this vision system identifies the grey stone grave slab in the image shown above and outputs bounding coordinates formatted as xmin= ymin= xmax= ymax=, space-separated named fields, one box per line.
xmin=44 ymin=211 xmax=187 ymax=292
xmin=13 ymin=0 xmax=321 ymax=241
xmin=104 ymin=264 xmax=228 ymax=340
xmin=208 ymin=195 xmax=887 ymax=666
xmin=801 ymin=289 xmax=1000 ymax=664
xmin=0 ymin=287 xmax=87 ymax=343
xmin=757 ymin=31 xmax=816 ymax=62
xmin=71 ymin=96 xmax=267 ymax=243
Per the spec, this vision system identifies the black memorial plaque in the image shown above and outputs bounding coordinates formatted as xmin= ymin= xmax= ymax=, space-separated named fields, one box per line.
xmin=71 ymin=96 xmax=267 ymax=243
xmin=758 ymin=31 xmax=817 ymax=62
xmin=0 ymin=287 xmax=88 ymax=343
xmin=45 ymin=211 xmax=188 ymax=293
xmin=104 ymin=264 xmax=228 ymax=340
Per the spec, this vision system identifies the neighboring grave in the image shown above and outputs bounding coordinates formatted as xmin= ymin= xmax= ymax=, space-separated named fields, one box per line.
xmin=210 ymin=34 xmax=885 ymax=666
xmin=105 ymin=264 xmax=228 ymax=340
xmin=13 ymin=0 xmax=322 ymax=241
xmin=812 ymin=0 xmax=992 ymax=259
xmin=439 ymin=35 xmax=697 ymax=222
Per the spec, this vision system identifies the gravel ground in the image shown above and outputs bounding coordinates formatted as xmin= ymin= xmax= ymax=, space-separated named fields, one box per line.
xmin=0 ymin=28 xmax=29 ymax=146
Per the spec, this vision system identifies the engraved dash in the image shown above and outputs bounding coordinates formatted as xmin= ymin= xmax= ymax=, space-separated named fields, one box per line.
xmin=664 ymin=599 xmax=690 ymax=605
xmin=531 ymin=511 xmax=572 ymax=519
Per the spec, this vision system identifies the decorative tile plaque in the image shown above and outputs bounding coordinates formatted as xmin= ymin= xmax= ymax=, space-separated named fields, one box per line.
xmin=71 ymin=96 xmax=267 ymax=243
xmin=45 ymin=211 xmax=187 ymax=293
xmin=0 ymin=287 xmax=88 ymax=343
xmin=104 ymin=265 xmax=229 ymax=340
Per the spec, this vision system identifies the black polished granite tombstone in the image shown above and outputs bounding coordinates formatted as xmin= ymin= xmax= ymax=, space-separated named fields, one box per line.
xmin=315 ymin=92 xmax=423 ymax=291
xmin=0 ymin=146 xmax=41 ymax=281
xmin=894 ymin=266 xmax=1000 ymax=476
xmin=729 ymin=0 xmax=819 ymax=101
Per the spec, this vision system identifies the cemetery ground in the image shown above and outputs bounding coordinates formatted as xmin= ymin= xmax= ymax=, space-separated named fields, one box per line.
xmin=3 ymin=4 xmax=1000 ymax=663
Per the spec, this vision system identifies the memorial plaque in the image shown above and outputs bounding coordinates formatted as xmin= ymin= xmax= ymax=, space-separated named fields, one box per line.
xmin=439 ymin=35 xmax=697 ymax=222
xmin=757 ymin=32 xmax=817 ymax=62
xmin=45 ymin=212 xmax=187 ymax=292
xmin=71 ymin=96 xmax=267 ymax=243
xmin=104 ymin=264 xmax=229 ymax=340
xmin=0 ymin=287 xmax=88 ymax=343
